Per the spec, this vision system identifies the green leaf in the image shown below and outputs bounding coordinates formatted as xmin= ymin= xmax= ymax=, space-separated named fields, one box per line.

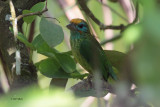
xmin=69 ymin=72 xmax=88 ymax=80
xmin=32 ymin=34 xmax=57 ymax=57
xmin=32 ymin=35 xmax=76 ymax=76
xmin=38 ymin=58 xmax=86 ymax=79
xmin=30 ymin=2 xmax=45 ymax=12
xmin=17 ymin=32 xmax=35 ymax=49
xmin=33 ymin=35 xmax=76 ymax=74
xmin=38 ymin=58 xmax=61 ymax=78
xmin=40 ymin=17 xmax=64 ymax=47
xmin=61 ymin=51 xmax=72 ymax=56
xmin=22 ymin=2 xmax=45 ymax=24
xmin=22 ymin=10 xmax=36 ymax=24
xmin=55 ymin=53 xmax=76 ymax=73
xmin=9 ymin=27 xmax=34 ymax=49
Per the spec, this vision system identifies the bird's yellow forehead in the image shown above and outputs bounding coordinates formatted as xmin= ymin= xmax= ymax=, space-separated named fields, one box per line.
xmin=70 ymin=18 xmax=84 ymax=24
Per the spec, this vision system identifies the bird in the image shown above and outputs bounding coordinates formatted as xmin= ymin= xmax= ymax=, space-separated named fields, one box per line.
xmin=66 ymin=18 xmax=117 ymax=81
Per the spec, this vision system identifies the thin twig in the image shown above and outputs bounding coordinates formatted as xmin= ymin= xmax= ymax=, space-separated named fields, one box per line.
xmin=100 ymin=2 xmax=139 ymax=44
xmin=100 ymin=24 xmax=125 ymax=30
xmin=133 ymin=2 xmax=139 ymax=24
xmin=127 ymin=1 xmax=139 ymax=27
xmin=17 ymin=8 xmax=48 ymax=21
xmin=78 ymin=0 xmax=139 ymax=32
xmin=77 ymin=0 xmax=125 ymax=31
xmin=44 ymin=17 xmax=60 ymax=23
xmin=45 ymin=0 xmax=48 ymax=9
xmin=16 ymin=0 xmax=49 ymax=21
xmin=28 ymin=21 xmax=35 ymax=43
xmin=16 ymin=0 xmax=58 ymax=23
xmin=100 ymin=34 xmax=122 ymax=45
xmin=98 ymin=1 xmax=128 ymax=22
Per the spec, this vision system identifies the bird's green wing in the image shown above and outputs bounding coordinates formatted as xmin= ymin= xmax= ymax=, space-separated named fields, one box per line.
xmin=79 ymin=38 xmax=92 ymax=64
xmin=79 ymin=36 xmax=117 ymax=81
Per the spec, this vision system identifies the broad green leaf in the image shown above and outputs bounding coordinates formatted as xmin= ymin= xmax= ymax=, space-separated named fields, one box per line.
xmin=55 ymin=53 xmax=76 ymax=73
xmin=22 ymin=10 xmax=36 ymax=24
xmin=61 ymin=51 xmax=77 ymax=63
xmin=17 ymin=32 xmax=35 ymax=49
xmin=30 ymin=2 xmax=45 ymax=12
xmin=32 ymin=34 xmax=57 ymax=57
xmin=22 ymin=2 xmax=45 ymax=24
xmin=33 ymin=35 xmax=76 ymax=74
xmin=38 ymin=58 xmax=61 ymax=78
xmin=40 ymin=17 xmax=64 ymax=47
xmin=38 ymin=58 xmax=86 ymax=79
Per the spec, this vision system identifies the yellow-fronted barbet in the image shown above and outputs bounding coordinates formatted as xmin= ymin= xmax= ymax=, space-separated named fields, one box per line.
xmin=66 ymin=18 xmax=118 ymax=81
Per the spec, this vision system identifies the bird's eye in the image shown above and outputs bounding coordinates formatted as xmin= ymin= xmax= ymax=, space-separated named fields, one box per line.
xmin=78 ymin=24 xmax=83 ymax=28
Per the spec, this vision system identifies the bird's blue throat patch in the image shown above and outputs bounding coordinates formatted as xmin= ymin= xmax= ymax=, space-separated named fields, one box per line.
xmin=70 ymin=31 xmax=85 ymax=40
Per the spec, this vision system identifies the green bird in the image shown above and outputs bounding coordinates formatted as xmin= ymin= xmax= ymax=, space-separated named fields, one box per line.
xmin=66 ymin=18 xmax=117 ymax=81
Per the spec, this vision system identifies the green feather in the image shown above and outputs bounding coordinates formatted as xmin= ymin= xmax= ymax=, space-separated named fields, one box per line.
xmin=69 ymin=22 xmax=117 ymax=81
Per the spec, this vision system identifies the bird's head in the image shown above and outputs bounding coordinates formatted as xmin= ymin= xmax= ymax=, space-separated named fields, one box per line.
xmin=66 ymin=18 xmax=89 ymax=33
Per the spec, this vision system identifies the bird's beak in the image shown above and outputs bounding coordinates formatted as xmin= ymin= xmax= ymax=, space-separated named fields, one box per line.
xmin=66 ymin=23 xmax=76 ymax=31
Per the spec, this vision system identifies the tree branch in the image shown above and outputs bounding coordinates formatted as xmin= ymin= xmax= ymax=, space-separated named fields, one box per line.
xmin=70 ymin=78 xmax=136 ymax=98
xmin=127 ymin=1 xmax=139 ymax=27
xmin=77 ymin=0 xmax=125 ymax=31
xmin=100 ymin=1 xmax=139 ymax=44
xmin=9 ymin=0 xmax=21 ymax=75
xmin=100 ymin=24 xmax=125 ymax=30
xmin=78 ymin=0 xmax=139 ymax=32
xmin=98 ymin=1 xmax=128 ymax=22
xmin=100 ymin=34 xmax=122 ymax=45
xmin=0 ymin=0 xmax=45 ymax=91
xmin=9 ymin=0 xmax=18 ymax=41
xmin=16 ymin=7 xmax=48 ymax=21
xmin=9 ymin=0 xmax=49 ymax=75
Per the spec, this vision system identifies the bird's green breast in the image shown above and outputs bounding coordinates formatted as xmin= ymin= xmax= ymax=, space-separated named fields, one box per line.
xmin=70 ymin=31 xmax=92 ymax=73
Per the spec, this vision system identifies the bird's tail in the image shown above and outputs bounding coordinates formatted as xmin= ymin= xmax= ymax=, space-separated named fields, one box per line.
xmin=108 ymin=66 xmax=118 ymax=81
